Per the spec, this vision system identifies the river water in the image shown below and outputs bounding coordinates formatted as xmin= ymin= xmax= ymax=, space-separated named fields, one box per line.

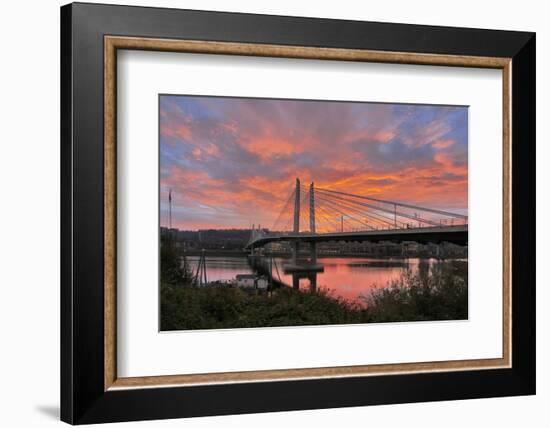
xmin=185 ymin=255 xmax=452 ymax=303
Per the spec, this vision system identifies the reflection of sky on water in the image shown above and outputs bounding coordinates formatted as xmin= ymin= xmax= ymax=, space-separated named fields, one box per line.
xmin=185 ymin=256 xmax=444 ymax=302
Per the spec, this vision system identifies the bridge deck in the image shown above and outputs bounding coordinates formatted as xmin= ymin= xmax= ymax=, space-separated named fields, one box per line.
xmin=247 ymin=225 xmax=468 ymax=248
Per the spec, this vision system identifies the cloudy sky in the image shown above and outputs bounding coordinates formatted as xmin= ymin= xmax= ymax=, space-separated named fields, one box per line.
xmin=160 ymin=95 xmax=468 ymax=231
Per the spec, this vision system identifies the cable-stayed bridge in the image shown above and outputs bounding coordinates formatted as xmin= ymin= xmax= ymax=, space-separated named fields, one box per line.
xmin=246 ymin=178 xmax=467 ymax=276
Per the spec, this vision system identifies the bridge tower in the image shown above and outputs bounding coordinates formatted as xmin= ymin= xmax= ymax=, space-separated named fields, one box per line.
xmin=293 ymin=178 xmax=300 ymax=234
xmin=309 ymin=182 xmax=315 ymax=233
xmin=292 ymin=178 xmax=301 ymax=271
xmin=309 ymin=182 xmax=317 ymax=264
xmin=291 ymin=178 xmax=301 ymax=287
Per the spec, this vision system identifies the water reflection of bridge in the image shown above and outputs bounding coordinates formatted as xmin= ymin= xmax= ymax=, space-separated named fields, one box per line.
xmin=246 ymin=178 xmax=467 ymax=290
xmin=247 ymin=254 xmax=321 ymax=291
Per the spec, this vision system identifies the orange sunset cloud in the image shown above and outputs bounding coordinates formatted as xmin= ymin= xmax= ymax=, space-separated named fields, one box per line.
xmin=160 ymin=95 xmax=468 ymax=230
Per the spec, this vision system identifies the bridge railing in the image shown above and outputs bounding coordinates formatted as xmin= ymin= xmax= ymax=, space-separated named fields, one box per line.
xmin=250 ymin=223 xmax=467 ymax=242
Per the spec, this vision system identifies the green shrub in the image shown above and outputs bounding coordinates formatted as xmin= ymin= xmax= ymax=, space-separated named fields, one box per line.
xmin=160 ymin=254 xmax=468 ymax=331
xmin=360 ymin=260 xmax=468 ymax=322
xmin=160 ymin=235 xmax=194 ymax=287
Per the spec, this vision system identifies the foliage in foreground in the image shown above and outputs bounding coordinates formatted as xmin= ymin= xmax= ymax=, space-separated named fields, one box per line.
xmin=160 ymin=238 xmax=195 ymax=286
xmin=160 ymin=250 xmax=468 ymax=330
xmin=160 ymin=235 xmax=467 ymax=330
xmin=162 ymin=283 xmax=361 ymax=330
xmin=358 ymin=260 xmax=468 ymax=323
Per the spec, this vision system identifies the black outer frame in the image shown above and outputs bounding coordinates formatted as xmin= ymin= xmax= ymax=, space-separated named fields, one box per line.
xmin=60 ymin=2 xmax=535 ymax=424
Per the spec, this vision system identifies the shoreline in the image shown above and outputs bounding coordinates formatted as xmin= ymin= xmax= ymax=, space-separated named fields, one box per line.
xmin=181 ymin=250 xmax=466 ymax=260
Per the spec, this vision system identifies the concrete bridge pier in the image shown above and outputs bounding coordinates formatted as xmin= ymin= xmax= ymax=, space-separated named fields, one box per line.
xmin=310 ymin=242 xmax=317 ymax=264
xmin=289 ymin=272 xmax=318 ymax=291
xmin=292 ymin=241 xmax=300 ymax=265
xmin=292 ymin=274 xmax=300 ymax=289
xmin=309 ymin=273 xmax=317 ymax=292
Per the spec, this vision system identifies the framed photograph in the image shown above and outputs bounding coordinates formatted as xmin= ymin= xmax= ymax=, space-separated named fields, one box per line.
xmin=61 ymin=2 xmax=535 ymax=424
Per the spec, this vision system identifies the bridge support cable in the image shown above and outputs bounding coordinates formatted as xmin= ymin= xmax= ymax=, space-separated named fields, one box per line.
xmin=300 ymin=184 xmax=348 ymax=232
xmin=316 ymin=210 xmax=343 ymax=233
xmin=314 ymin=193 xmax=378 ymax=231
xmin=316 ymin=207 xmax=344 ymax=233
xmin=295 ymin=187 xmax=340 ymax=233
xmin=252 ymin=179 xmax=467 ymax=253
xmin=317 ymin=195 xmax=381 ymax=232
xmin=315 ymin=192 xmax=408 ymax=229
xmin=271 ymin=188 xmax=296 ymax=232
xmin=315 ymin=188 xmax=442 ymax=227
xmin=316 ymin=187 xmax=468 ymax=220
xmin=315 ymin=191 xmax=396 ymax=229
xmin=315 ymin=193 xmax=397 ymax=230
xmin=315 ymin=204 xmax=344 ymax=233
xmin=307 ymin=185 xmax=392 ymax=231
xmin=313 ymin=186 xmax=392 ymax=224
xmin=316 ymin=187 xmax=435 ymax=226
xmin=299 ymin=190 xmax=312 ymax=233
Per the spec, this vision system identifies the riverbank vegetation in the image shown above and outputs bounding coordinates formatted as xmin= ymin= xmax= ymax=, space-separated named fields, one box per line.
xmin=160 ymin=240 xmax=468 ymax=331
